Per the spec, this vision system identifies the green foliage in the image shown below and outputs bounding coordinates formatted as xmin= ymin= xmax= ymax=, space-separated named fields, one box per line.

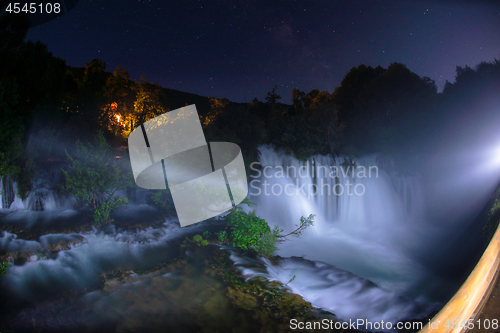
xmin=13 ymin=158 xmax=36 ymax=200
xmin=93 ymin=196 xmax=127 ymax=227
xmin=62 ymin=131 xmax=130 ymax=227
xmin=102 ymin=65 xmax=135 ymax=137
xmin=223 ymin=200 xmax=314 ymax=258
xmin=133 ymin=76 xmax=166 ymax=125
xmin=334 ymin=63 xmax=438 ymax=154
xmin=226 ymin=208 xmax=271 ymax=251
xmin=491 ymin=200 xmax=500 ymax=215
xmin=287 ymin=214 xmax=315 ymax=238
xmin=185 ymin=234 xmax=209 ymax=246
xmin=275 ymin=89 xmax=343 ymax=159
xmin=0 ymin=81 xmax=37 ymax=199
xmin=286 ymin=275 xmax=296 ymax=285
xmin=249 ymin=226 xmax=280 ymax=258
xmin=484 ymin=199 xmax=500 ymax=238
xmin=279 ymin=116 xmax=329 ymax=160
xmin=217 ymin=230 xmax=227 ymax=242
xmin=148 ymin=189 xmax=176 ymax=214
xmin=0 ymin=80 xmax=22 ymax=177
xmin=0 ymin=261 xmax=9 ymax=277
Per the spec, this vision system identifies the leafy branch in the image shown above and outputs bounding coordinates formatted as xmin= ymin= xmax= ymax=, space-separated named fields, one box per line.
xmin=277 ymin=214 xmax=315 ymax=241
xmin=220 ymin=199 xmax=314 ymax=258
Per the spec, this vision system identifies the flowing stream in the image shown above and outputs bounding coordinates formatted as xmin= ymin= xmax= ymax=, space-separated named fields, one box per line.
xmin=0 ymin=146 xmax=490 ymax=330
xmin=244 ymin=146 xmax=452 ymax=323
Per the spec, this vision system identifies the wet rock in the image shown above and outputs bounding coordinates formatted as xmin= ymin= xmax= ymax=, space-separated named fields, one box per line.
xmin=0 ymin=233 xmax=86 ymax=265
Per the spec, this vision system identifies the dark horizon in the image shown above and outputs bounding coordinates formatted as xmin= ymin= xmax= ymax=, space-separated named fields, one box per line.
xmin=24 ymin=0 xmax=500 ymax=103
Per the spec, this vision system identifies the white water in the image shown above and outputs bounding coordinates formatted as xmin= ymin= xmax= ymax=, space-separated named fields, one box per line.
xmin=245 ymin=146 xmax=438 ymax=324
xmin=0 ymin=147 xmax=447 ymax=329
xmin=0 ymin=207 xmax=207 ymax=305
xmin=230 ymin=251 xmax=431 ymax=329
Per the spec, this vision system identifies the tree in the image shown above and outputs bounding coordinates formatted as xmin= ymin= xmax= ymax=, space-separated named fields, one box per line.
xmin=0 ymin=80 xmax=22 ymax=177
xmin=203 ymin=97 xmax=266 ymax=175
xmin=0 ymin=13 xmax=69 ymax=199
xmin=62 ymin=131 xmax=131 ymax=227
xmin=265 ymin=86 xmax=289 ymax=143
xmin=203 ymin=97 xmax=230 ymax=127
xmin=278 ymin=89 xmax=342 ymax=159
xmin=291 ymin=88 xmax=306 ymax=115
xmin=69 ymin=58 xmax=109 ymax=131
xmin=132 ymin=76 xmax=166 ymax=127
xmin=82 ymin=58 xmax=107 ymax=91
xmin=333 ymin=63 xmax=437 ymax=154
xmin=102 ymin=65 xmax=135 ymax=137
xmin=265 ymin=85 xmax=281 ymax=105
xmin=0 ymin=12 xmax=30 ymax=55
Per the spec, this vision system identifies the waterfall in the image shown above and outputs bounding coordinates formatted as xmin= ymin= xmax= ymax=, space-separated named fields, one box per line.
xmin=2 ymin=163 xmax=72 ymax=211
xmin=229 ymin=250 xmax=433 ymax=329
xmin=1 ymin=166 xmax=146 ymax=212
xmin=0 ymin=176 xmax=15 ymax=209
xmin=250 ymin=146 xmax=424 ymax=231
xmin=245 ymin=146 xmax=436 ymax=324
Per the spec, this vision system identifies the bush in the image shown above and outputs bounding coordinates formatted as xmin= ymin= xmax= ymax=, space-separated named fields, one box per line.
xmin=62 ymin=131 xmax=131 ymax=227
xmin=484 ymin=199 xmax=500 ymax=238
xmin=249 ymin=227 xmax=280 ymax=258
xmin=93 ymin=196 xmax=127 ymax=226
xmin=148 ymin=189 xmax=176 ymax=214
xmin=185 ymin=234 xmax=209 ymax=246
xmin=226 ymin=209 xmax=271 ymax=251
xmin=0 ymin=261 xmax=9 ymax=277
xmin=224 ymin=200 xmax=314 ymax=258
xmin=217 ymin=230 xmax=227 ymax=242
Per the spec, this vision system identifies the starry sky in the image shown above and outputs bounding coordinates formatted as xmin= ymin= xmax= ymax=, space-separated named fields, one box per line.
xmin=24 ymin=0 xmax=500 ymax=103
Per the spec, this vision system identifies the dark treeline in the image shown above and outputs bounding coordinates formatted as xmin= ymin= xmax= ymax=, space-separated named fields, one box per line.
xmin=1 ymin=12 xmax=500 ymax=198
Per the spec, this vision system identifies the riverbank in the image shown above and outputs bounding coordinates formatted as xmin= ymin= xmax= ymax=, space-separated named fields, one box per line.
xmin=0 ymin=223 xmax=363 ymax=333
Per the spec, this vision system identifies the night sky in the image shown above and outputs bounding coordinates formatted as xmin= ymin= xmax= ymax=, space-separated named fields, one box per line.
xmin=24 ymin=0 xmax=500 ymax=103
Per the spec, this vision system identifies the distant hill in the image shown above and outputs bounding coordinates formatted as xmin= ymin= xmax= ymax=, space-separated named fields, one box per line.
xmin=66 ymin=65 xmax=251 ymax=117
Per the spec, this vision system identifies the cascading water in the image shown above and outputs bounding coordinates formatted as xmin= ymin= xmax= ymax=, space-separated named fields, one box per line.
xmin=0 ymin=176 xmax=15 ymax=209
xmin=245 ymin=145 xmax=438 ymax=324
xmin=0 ymin=206 xmax=208 ymax=304
xmin=229 ymin=251 xmax=431 ymax=328
xmin=0 ymin=146 xmax=463 ymax=330
xmin=2 ymin=165 xmax=68 ymax=211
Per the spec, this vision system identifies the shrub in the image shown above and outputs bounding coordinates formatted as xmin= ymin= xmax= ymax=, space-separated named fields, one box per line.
xmin=185 ymin=234 xmax=209 ymax=246
xmin=217 ymin=230 xmax=227 ymax=242
xmin=148 ymin=189 xmax=176 ymax=214
xmin=226 ymin=209 xmax=271 ymax=251
xmin=0 ymin=261 xmax=9 ymax=277
xmin=62 ymin=131 xmax=131 ymax=227
xmin=224 ymin=200 xmax=315 ymax=258
xmin=249 ymin=227 xmax=280 ymax=258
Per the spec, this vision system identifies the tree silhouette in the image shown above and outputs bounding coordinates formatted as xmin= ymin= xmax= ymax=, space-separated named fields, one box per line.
xmin=132 ymin=76 xmax=167 ymax=126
